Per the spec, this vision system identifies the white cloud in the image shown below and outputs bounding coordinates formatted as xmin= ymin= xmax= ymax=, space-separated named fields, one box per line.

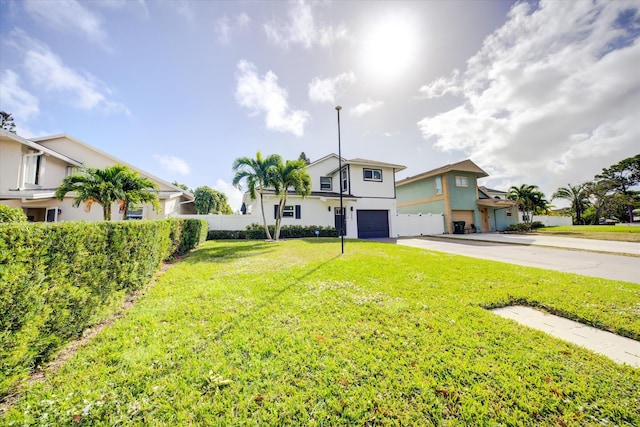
xmin=235 ymin=60 xmax=310 ymax=137
xmin=8 ymin=30 xmax=130 ymax=115
xmin=264 ymin=0 xmax=348 ymax=49
xmin=308 ymin=72 xmax=356 ymax=103
xmin=350 ymin=98 xmax=383 ymax=117
xmin=215 ymin=13 xmax=251 ymax=44
xmin=153 ymin=154 xmax=191 ymax=176
xmin=416 ymin=0 xmax=640 ymax=196
xmin=24 ymin=0 xmax=110 ymax=49
xmin=0 ymin=69 xmax=40 ymax=121
xmin=214 ymin=178 xmax=244 ymax=212
xmin=417 ymin=70 xmax=461 ymax=99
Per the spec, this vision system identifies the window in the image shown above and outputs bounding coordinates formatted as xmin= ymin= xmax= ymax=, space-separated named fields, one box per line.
xmin=23 ymin=150 xmax=44 ymax=186
xmin=435 ymin=176 xmax=442 ymax=195
xmin=274 ymin=205 xmax=301 ymax=219
xmin=506 ymin=208 xmax=512 ymax=217
xmin=66 ymin=166 xmax=77 ymax=176
xmin=341 ymin=168 xmax=348 ymax=192
xmin=127 ymin=206 xmax=144 ymax=220
xmin=320 ymin=176 xmax=332 ymax=191
xmin=455 ymin=176 xmax=469 ymax=187
xmin=363 ymin=168 xmax=382 ymax=182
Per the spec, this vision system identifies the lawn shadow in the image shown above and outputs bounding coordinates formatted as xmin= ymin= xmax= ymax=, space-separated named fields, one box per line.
xmin=183 ymin=241 xmax=275 ymax=264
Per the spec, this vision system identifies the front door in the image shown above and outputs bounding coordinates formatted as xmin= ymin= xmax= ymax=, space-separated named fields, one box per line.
xmin=480 ymin=207 xmax=490 ymax=231
xmin=334 ymin=207 xmax=346 ymax=236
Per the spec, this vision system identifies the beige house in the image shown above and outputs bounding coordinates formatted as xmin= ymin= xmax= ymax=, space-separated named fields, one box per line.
xmin=0 ymin=129 xmax=195 ymax=222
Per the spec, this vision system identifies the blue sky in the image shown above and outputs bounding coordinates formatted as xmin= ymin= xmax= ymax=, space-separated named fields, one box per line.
xmin=1 ymin=0 xmax=639 ymax=210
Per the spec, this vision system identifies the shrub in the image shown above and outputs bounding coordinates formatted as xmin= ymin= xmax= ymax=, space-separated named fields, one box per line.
xmin=507 ymin=221 xmax=544 ymax=232
xmin=177 ymin=218 xmax=208 ymax=255
xmin=0 ymin=218 xmax=207 ymax=397
xmin=0 ymin=204 xmax=27 ymax=223
xmin=207 ymin=224 xmax=338 ymax=240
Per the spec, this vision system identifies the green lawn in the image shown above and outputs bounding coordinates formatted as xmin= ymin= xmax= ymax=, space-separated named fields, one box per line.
xmin=3 ymin=240 xmax=639 ymax=426
xmin=536 ymin=225 xmax=640 ymax=242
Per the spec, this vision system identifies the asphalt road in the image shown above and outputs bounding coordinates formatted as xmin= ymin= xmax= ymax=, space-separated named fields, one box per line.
xmin=393 ymin=237 xmax=640 ymax=284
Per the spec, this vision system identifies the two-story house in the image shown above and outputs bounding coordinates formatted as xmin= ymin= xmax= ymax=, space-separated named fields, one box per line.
xmin=395 ymin=159 xmax=517 ymax=234
xmin=242 ymin=154 xmax=406 ymax=238
xmin=0 ymin=129 xmax=195 ymax=221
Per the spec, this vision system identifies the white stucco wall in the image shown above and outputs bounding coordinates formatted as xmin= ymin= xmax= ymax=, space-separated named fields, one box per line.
xmin=519 ymin=213 xmax=573 ymax=227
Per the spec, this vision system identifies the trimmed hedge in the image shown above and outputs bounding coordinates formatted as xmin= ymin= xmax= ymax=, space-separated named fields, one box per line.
xmin=0 ymin=205 xmax=27 ymax=223
xmin=507 ymin=221 xmax=544 ymax=232
xmin=207 ymin=224 xmax=339 ymax=240
xmin=0 ymin=218 xmax=207 ymax=397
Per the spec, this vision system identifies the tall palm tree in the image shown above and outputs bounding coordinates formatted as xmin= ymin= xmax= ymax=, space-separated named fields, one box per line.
xmin=552 ymin=183 xmax=589 ymax=224
xmin=55 ymin=165 xmax=129 ymax=220
xmin=232 ymin=152 xmax=282 ymax=240
xmin=119 ymin=170 xmax=160 ymax=219
xmin=271 ymin=159 xmax=312 ymax=240
xmin=507 ymin=184 xmax=547 ymax=226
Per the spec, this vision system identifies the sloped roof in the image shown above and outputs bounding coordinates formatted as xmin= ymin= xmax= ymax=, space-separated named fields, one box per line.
xmin=309 ymin=153 xmax=406 ymax=172
xmin=31 ymin=133 xmax=193 ymax=201
xmin=396 ymin=159 xmax=488 ymax=187
xmin=479 ymin=185 xmax=507 ymax=194
xmin=0 ymin=129 xmax=83 ymax=166
xmin=347 ymin=157 xmax=406 ymax=172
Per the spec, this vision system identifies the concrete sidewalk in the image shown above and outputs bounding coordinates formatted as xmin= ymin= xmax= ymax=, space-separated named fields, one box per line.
xmin=492 ymin=306 xmax=640 ymax=368
xmin=432 ymin=232 xmax=639 ymax=256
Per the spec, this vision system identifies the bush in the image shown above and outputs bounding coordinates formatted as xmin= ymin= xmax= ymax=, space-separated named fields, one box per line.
xmin=507 ymin=221 xmax=544 ymax=232
xmin=177 ymin=218 xmax=208 ymax=255
xmin=207 ymin=224 xmax=339 ymax=240
xmin=0 ymin=218 xmax=207 ymax=397
xmin=0 ymin=204 xmax=27 ymax=223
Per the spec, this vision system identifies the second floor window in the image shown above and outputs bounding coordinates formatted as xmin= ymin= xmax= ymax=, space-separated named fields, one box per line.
xmin=455 ymin=176 xmax=469 ymax=187
xmin=341 ymin=168 xmax=348 ymax=192
xmin=320 ymin=176 xmax=332 ymax=191
xmin=435 ymin=176 xmax=443 ymax=195
xmin=23 ymin=151 xmax=44 ymax=186
xmin=363 ymin=168 xmax=382 ymax=182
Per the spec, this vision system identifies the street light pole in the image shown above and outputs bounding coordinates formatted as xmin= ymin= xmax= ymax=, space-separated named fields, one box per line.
xmin=335 ymin=105 xmax=344 ymax=254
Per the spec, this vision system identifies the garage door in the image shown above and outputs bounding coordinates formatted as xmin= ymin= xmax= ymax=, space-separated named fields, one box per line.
xmin=357 ymin=210 xmax=389 ymax=239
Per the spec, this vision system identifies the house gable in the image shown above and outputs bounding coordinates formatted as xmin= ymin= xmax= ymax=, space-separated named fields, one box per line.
xmin=31 ymin=134 xmax=193 ymax=198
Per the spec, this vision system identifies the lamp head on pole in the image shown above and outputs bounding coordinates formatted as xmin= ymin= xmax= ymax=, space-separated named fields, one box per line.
xmin=335 ymin=105 xmax=342 ymax=111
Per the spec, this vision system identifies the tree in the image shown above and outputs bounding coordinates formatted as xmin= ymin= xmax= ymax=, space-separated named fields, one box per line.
xmin=232 ymin=152 xmax=282 ymax=240
xmin=194 ymin=186 xmax=233 ymax=214
xmin=271 ymin=159 xmax=312 ymax=240
xmin=1 ymin=111 xmax=16 ymax=133
xmin=56 ymin=165 xmax=128 ymax=220
xmin=119 ymin=170 xmax=160 ymax=219
xmin=584 ymin=180 xmax=618 ymax=225
xmin=172 ymin=181 xmax=190 ymax=191
xmin=298 ymin=152 xmax=311 ymax=165
xmin=55 ymin=165 xmax=159 ymax=221
xmin=507 ymin=184 xmax=548 ymax=226
xmin=596 ymin=155 xmax=640 ymax=223
xmin=552 ymin=183 xmax=589 ymax=225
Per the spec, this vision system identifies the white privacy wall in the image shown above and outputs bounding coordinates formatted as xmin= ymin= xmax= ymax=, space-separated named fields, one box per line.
xmin=394 ymin=213 xmax=445 ymax=237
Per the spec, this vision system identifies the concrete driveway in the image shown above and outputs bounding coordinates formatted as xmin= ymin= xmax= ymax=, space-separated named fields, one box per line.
xmin=391 ymin=234 xmax=640 ymax=284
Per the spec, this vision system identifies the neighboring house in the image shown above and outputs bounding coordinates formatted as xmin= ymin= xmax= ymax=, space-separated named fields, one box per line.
xmin=395 ymin=159 xmax=517 ymax=234
xmin=478 ymin=186 xmax=508 ymax=200
xmin=241 ymin=154 xmax=406 ymax=238
xmin=0 ymin=129 xmax=195 ymax=222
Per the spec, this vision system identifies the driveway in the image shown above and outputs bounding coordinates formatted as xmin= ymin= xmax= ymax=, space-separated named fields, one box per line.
xmin=391 ymin=235 xmax=640 ymax=284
